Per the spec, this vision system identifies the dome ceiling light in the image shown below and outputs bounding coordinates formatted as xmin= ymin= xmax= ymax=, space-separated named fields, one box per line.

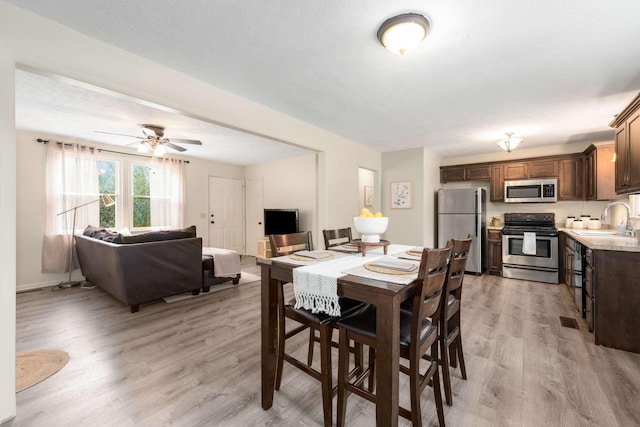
xmin=497 ymin=132 xmax=523 ymax=153
xmin=377 ymin=13 xmax=431 ymax=55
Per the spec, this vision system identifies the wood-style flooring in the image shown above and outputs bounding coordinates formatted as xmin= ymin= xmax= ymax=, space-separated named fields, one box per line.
xmin=8 ymin=257 xmax=640 ymax=427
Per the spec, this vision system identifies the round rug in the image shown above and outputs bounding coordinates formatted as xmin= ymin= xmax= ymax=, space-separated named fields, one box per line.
xmin=16 ymin=349 xmax=69 ymax=393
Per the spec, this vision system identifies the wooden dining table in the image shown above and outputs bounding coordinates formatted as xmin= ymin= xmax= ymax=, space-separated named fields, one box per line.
xmin=258 ymin=255 xmax=415 ymax=426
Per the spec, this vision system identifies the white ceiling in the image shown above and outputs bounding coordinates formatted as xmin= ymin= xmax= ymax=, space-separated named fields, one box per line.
xmin=8 ymin=0 xmax=640 ymax=160
xmin=15 ymin=69 xmax=314 ymax=165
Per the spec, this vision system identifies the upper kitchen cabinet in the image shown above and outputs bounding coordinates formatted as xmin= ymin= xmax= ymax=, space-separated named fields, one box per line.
xmin=558 ymin=155 xmax=583 ymax=200
xmin=610 ymin=93 xmax=640 ymax=194
xmin=584 ymin=142 xmax=615 ymax=200
xmin=440 ymin=164 xmax=491 ymax=183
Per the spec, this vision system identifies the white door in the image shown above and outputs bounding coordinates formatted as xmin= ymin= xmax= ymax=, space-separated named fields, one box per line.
xmin=245 ymin=178 xmax=264 ymax=256
xmin=208 ymin=176 xmax=244 ymax=253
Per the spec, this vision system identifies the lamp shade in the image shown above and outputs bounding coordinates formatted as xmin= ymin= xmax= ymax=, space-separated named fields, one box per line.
xmin=377 ymin=13 xmax=430 ymax=55
xmin=101 ymin=194 xmax=116 ymax=207
xmin=496 ymin=132 xmax=523 ymax=153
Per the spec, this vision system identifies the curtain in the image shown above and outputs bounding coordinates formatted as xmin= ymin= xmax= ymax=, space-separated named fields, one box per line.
xmin=149 ymin=157 xmax=185 ymax=229
xmin=42 ymin=143 xmax=99 ymax=273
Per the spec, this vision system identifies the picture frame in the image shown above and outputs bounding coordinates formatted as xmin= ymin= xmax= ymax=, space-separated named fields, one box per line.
xmin=364 ymin=186 xmax=374 ymax=206
xmin=390 ymin=181 xmax=412 ymax=209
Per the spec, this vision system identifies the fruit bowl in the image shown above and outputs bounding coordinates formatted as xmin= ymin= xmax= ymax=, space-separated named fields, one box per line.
xmin=353 ymin=216 xmax=389 ymax=243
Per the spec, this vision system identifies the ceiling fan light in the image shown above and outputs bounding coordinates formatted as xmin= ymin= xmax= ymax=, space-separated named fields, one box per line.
xmin=377 ymin=13 xmax=430 ymax=55
xmin=137 ymin=142 xmax=151 ymax=153
xmin=153 ymin=144 xmax=166 ymax=156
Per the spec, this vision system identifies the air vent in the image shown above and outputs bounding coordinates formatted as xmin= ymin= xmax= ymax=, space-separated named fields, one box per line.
xmin=559 ymin=316 xmax=579 ymax=330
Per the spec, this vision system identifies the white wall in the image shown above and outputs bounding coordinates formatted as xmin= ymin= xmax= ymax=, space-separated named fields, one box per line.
xmin=382 ymin=148 xmax=426 ymax=246
xmin=245 ymin=154 xmax=318 ymax=247
xmin=0 ymin=48 xmax=17 ymax=423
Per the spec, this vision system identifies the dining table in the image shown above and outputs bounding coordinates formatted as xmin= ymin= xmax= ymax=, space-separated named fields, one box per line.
xmin=258 ymin=244 xmax=420 ymax=427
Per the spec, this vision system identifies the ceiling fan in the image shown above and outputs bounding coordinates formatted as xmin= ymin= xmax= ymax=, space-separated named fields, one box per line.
xmin=95 ymin=124 xmax=203 ymax=155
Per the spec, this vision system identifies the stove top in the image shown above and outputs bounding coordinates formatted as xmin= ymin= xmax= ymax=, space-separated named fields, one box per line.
xmin=503 ymin=212 xmax=556 ymax=228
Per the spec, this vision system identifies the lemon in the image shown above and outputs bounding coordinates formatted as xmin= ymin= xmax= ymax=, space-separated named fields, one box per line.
xmin=365 ymin=212 xmax=374 ymax=218
xmin=374 ymin=212 xmax=383 ymax=218
xmin=360 ymin=208 xmax=371 ymax=215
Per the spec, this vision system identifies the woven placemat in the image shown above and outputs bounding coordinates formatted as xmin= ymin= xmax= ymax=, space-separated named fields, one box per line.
xmin=364 ymin=262 xmax=418 ymax=275
xmin=406 ymin=249 xmax=423 ymax=257
xmin=289 ymin=251 xmax=336 ymax=262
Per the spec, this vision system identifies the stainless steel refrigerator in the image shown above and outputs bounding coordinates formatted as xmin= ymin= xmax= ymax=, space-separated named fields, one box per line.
xmin=437 ymin=188 xmax=486 ymax=274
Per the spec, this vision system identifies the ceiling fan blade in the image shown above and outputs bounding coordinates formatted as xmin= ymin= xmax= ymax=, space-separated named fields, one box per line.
xmin=164 ymin=141 xmax=187 ymax=152
xmin=168 ymin=138 xmax=202 ymax=145
xmin=94 ymin=130 xmax=144 ymax=139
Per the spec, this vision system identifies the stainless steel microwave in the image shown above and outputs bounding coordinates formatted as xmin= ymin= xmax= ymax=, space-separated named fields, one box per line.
xmin=504 ymin=178 xmax=557 ymax=203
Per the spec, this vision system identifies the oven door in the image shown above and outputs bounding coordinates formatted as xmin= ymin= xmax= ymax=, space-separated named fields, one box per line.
xmin=502 ymin=234 xmax=559 ymax=269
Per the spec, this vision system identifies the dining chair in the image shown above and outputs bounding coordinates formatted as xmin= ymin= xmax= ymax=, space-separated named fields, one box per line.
xmin=268 ymin=231 xmax=365 ymax=427
xmin=335 ymin=245 xmax=452 ymax=427
xmin=439 ymin=236 xmax=472 ymax=406
xmin=322 ymin=227 xmax=353 ymax=249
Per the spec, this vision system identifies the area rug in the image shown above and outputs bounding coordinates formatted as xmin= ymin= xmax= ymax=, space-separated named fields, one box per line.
xmin=163 ymin=272 xmax=260 ymax=303
xmin=16 ymin=349 xmax=69 ymax=393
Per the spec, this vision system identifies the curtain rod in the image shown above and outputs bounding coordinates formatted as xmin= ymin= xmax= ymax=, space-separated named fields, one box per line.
xmin=36 ymin=138 xmax=190 ymax=164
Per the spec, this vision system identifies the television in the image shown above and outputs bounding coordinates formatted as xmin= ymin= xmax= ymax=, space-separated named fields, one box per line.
xmin=264 ymin=209 xmax=299 ymax=236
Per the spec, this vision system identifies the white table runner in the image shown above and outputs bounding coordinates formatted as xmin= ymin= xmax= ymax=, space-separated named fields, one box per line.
xmin=292 ymin=245 xmax=415 ymax=316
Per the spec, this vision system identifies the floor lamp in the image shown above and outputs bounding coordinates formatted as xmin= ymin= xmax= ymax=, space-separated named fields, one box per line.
xmin=52 ymin=194 xmax=115 ymax=290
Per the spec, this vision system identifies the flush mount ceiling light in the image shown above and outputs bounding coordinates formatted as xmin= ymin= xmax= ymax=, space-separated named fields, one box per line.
xmin=497 ymin=132 xmax=523 ymax=153
xmin=377 ymin=13 xmax=431 ymax=55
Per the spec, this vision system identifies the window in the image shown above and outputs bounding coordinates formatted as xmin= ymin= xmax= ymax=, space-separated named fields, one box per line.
xmin=98 ymin=160 xmax=118 ymax=228
xmin=132 ymin=164 xmax=151 ymax=228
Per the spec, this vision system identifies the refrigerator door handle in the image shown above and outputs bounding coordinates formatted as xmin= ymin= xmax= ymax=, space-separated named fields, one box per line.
xmin=475 ymin=214 xmax=478 ymax=237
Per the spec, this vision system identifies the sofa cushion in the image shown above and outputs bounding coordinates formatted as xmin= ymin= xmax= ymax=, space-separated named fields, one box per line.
xmin=113 ymin=225 xmax=196 ymax=244
xmin=83 ymin=225 xmax=120 ymax=241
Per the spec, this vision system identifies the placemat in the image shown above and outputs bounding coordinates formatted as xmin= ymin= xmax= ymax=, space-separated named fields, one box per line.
xmin=289 ymin=251 xmax=336 ymax=261
xmin=365 ymin=261 xmax=418 ymax=275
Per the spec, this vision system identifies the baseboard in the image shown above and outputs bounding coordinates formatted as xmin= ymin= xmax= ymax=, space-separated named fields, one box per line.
xmin=16 ymin=280 xmax=61 ymax=293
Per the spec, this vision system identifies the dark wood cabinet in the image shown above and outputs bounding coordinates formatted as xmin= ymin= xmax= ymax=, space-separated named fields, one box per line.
xmin=529 ymin=159 xmax=559 ymax=178
xmin=584 ymin=143 xmax=615 ymax=200
xmin=610 ymin=93 xmax=640 ymax=194
xmin=490 ymin=165 xmax=504 ymax=202
xmin=558 ymin=156 xmax=583 ymax=200
xmin=440 ymin=166 xmax=466 ymax=183
xmin=584 ymin=248 xmax=594 ymax=332
xmin=503 ymin=162 xmax=529 ymax=180
xmin=465 ymin=164 xmax=491 ymax=180
xmin=487 ymin=229 xmax=502 ymax=275
xmin=440 ymin=164 xmax=490 ymax=183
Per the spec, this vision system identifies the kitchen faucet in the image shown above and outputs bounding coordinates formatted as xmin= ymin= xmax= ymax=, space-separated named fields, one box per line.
xmin=600 ymin=201 xmax=634 ymax=234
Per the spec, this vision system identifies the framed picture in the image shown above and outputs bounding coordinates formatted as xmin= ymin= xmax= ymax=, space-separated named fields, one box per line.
xmin=390 ymin=181 xmax=412 ymax=209
xmin=364 ymin=186 xmax=374 ymax=206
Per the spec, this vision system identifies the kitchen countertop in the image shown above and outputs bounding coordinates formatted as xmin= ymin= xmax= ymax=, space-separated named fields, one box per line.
xmin=560 ymin=228 xmax=640 ymax=252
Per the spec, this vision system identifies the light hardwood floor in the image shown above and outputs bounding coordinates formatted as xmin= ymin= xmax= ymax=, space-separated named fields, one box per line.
xmin=8 ymin=257 xmax=640 ymax=427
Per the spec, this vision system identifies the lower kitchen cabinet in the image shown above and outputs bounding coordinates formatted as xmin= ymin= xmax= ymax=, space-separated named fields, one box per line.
xmin=487 ymin=229 xmax=502 ymax=275
xmin=591 ymin=249 xmax=640 ymax=353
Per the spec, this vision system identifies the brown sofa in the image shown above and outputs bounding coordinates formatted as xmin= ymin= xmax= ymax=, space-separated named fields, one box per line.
xmin=75 ymin=226 xmax=202 ymax=312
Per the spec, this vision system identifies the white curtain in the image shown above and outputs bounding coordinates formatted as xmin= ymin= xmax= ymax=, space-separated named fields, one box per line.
xmin=42 ymin=142 xmax=99 ymax=273
xmin=149 ymin=157 xmax=185 ymax=229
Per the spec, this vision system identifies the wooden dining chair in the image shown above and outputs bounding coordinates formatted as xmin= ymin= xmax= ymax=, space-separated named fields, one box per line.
xmin=268 ymin=231 xmax=365 ymax=427
xmin=439 ymin=236 xmax=472 ymax=406
xmin=335 ymin=245 xmax=452 ymax=427
xmin=322 ymin=227 xmax=352 ymax=249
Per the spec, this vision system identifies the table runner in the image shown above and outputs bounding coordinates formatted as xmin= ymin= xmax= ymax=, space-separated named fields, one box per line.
xmin=292 ymin=245 xmax=415 ymax=315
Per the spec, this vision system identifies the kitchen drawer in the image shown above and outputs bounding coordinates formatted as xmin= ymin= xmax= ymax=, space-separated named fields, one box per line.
xmin=585 ymin=296 xmax=594 ymax=332
xmin=585 ymin=247 xmax=593 ymax=267
xmin=585 ymin=264 xmax=594 ymax=298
